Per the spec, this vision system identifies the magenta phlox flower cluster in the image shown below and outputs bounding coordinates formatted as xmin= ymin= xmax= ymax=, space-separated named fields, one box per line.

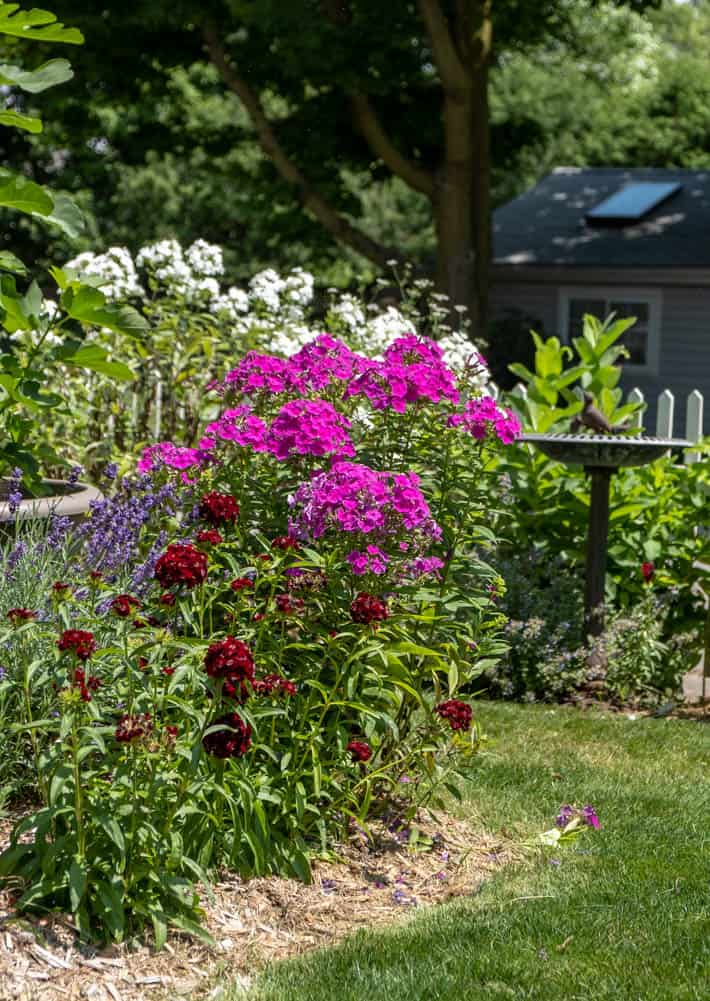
xmin=347 ymin=546 xmax=389 ymax=576
xmin=222 ymin=351 xmax=306 ymax=397
xmin=205 ymin=406 xmax=268 ymax=451
xmin=344 ymin=336 xmax=459 ymax=414
xmin=406 ymin=556 xmax=445 ymax=579
xmin=263 ymin=398 xmax=355 ymax=460
xmin=448 ymin=395 xmax=522 ymax=445
xmin=288 ymin=462 xmax=441 ymax=552
xmin=137 ymin=441 xmax=213 ymax=474
xmin=289 ymin=334 xmax=368 ymax=391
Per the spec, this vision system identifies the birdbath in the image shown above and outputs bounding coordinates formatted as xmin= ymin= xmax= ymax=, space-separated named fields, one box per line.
xmin=521 ymin=433 xmax=690 ymax=637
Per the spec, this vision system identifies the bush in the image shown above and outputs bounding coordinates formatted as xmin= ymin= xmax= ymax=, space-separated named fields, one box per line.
xmin=0 ymin=331 xmax=517 ymax=944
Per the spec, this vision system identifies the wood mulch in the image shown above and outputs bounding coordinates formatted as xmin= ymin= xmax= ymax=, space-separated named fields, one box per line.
xmin=0 ymin=810 xmax=512 ymax=1001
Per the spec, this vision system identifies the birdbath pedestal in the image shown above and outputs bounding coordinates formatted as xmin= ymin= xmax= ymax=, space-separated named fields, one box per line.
xmin=521 ymin=433 xmax=690 ymax=637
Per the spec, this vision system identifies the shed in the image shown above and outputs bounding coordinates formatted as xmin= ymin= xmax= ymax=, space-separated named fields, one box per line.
xmin=491 ymin=167 xmax=710 ymax=434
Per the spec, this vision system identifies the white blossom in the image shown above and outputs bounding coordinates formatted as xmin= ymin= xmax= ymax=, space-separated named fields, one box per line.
xmin=66 ymin=246 xmax=143 ymax=300
xmin=185 ymin=239 xmax=224 ymax=278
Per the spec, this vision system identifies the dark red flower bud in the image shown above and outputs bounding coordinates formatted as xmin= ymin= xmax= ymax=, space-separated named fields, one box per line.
xmin=160 ymin=592 xmax=176 ymax=606
xmin=6 ymin=608 xmax=37 ymax=625
xmin=347 ymin=740 xmax=372 ymax=763
xmin=230 ymin=577 xmax=254 ymax=592
xmin=196 ymin=528 xmax=223 ymax=546
xmin=204 ymin=636 xmax=255 ymax=681
xmin=110 ymin=593 xmax=141 ymax=618
xmin=641 ymin=561 xmax=655 ymax=582
xmin=435 ymin=699 xmax=472 ymax=732
xmin=350 ymin=592 xmax=389 ymax=625
xmin=202 ymin=712 xmax=252 ymax=759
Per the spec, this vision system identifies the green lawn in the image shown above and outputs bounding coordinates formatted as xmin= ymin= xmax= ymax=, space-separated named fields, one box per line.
xmin=233 ymin=702 xmax=710 ymax=1001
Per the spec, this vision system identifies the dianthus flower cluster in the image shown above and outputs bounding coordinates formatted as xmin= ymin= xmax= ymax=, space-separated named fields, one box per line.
xmin=110 ymin=594 xmax=141 ymax=618
xmin=6 ymin=608 xmax=37 ymax=625
xmin=271 ymin=535 xmax=300 ymax=551
xmin=252 ymin=674 xmax=298 ymax=697
xmin=154 ymin=543 xmax=208 ymax=589
xmin=57 ymin=629 xmax=97 ymax=661
xmin=203 ymin=637 xmax=255 ymax=680
xmin=199 ymin=491 xmax=240 ymax=526
xmin=73 ymin=668 xmax=101 ymax=702
xmin=230 ymin=577 xmax=254 ymax=592
xmin=350 ymin=592 xmax=389 ymax=624
xmin=344 ymin=336 xmax=459 ymax=413
xmin=447 ymin=395 xmax=521 ymax=445
xmin=196 ymin=529 xmax=222 ymax=546
xmin=641 ymin=561 xmax=655 ymax=582
xmin=202 ymin=713 xmax=252 ymax=759
xmin=347 ymin=740 xmax=372 ymax=763
xmin=115 ymin=712 xmax=153 ymax=743
xmin=435 ymin=699 xmax=473 ymax=732
xmin=288 ymin=462 xmax=441 ymax=548
xmin=275 ymin=593 xmax=304 ymax=615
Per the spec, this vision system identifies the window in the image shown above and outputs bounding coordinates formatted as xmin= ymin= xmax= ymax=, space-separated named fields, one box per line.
xmin=558 ymin=288 xmax=661 ymax=373
xmin=586 ymin=182 xmax=682 ymax=225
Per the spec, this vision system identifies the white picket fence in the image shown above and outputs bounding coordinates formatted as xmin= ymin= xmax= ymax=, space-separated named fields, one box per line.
xmin=488 ymin=384 xmax=705 ymax=464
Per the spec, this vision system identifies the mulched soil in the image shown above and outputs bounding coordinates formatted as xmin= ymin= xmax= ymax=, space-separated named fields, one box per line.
xmin=0 ymin=810 xmax=512 ymax=1001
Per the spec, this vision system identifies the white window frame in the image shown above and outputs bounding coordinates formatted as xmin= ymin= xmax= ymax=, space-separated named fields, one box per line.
xmin=557 ymin=287 xmax=662 ymax=377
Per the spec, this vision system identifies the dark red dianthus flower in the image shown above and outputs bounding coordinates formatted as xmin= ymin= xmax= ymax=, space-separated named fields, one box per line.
xmin=230 ymin=577 xmax=254 ymax=592
xmin=275 ymin=593 xmax=304 ymax=615
xmin=160 ymin=592 xmax=176 ymax=606
xmin=73 ymin=668 xmax=101 ymax=702
xmin=271 ymin=535 xmax=300 ymax=552
xmin=199 ymin=491 xmax=240 ymax=526
xmin=435 ymin=699 xmax=473 ymax=732
xmin=202 ymin=712 xmax=252 ymax=759
xmin=115 ymin=712 xmax=153 ymax=743
xmin=252 ymin=673 xmax=297 ymax=697
xmin=197 ymin=528 xmax=223 ymax=546
xmin=110 ymin=593 xmax=141 ymax=618
xmin=57 ymin=629 xmax=97 ymax=661
xmin=347 ymin=740 xmax=372 ymax=763
xmin=204 ymin=636 xmax=255 ymax=681
xmin=154 ymin=543 xmax=208 ymax=589
xmin=52 ymin=581 xmax=71 ymax=596
xmin=6 ymin=608 xmax=37 ymax=625
xmin=350 ymin=592 xmax=389 ymax=625
xmin=641 ymin=561 xmax=655 ymax=582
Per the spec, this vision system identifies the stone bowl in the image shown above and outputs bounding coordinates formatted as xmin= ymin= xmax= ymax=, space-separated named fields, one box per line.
xmin=521 ymin=433 xmax=691 ymax=469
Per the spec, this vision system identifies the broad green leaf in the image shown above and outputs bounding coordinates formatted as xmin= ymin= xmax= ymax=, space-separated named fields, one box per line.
xmin=0 ymin=171 xmax=53 ymax=215
xmin=63 ymin=345 xmax=133 ymax=381
xmin=68 ymin=859 xmax=87 ymax=913
xmin=40 ymin=190 xmax=85 ymax=238
xmin=0 ymin=250 xmax=26 ymax=274
xmin=0 ymin=58 xmax=73 ymax=93
xmin=62 ymin=285 xmax=147 ymax=337
xmin=0 ymin=109 xmax=42 ymax=132
xmin=0 ymin=4 xmax=84 ymax=44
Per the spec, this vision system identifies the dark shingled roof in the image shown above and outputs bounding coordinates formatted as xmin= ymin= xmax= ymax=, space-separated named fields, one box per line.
xmin=493 ymin=167 xmax=710 ymax=268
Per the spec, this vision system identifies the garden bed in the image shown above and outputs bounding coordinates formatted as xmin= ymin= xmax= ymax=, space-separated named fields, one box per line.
xmin=0 ymin=810 xmax=512 ymax=1001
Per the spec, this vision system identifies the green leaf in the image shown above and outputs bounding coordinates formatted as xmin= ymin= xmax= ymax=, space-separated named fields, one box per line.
xmin=0 ymin=109 xmax=42 ymax=132
xmin=62 ymin=285 xmax=147 ymax=337
xmin=62 ymin=345 xmax=133 ymax=381
xmin=0 ymin=4 xmax=84 ymax=44
xmin=0 ymin=171 xmax=53 ymax=215
xmin=68 ymin=859 xmax=87 ymax=913
xmin=41 ymin=190 xmax=85 ymax=238
xmin=0 ymin=58 xmax=73 ymax=93
xmin=0 ymin=251 xmax=27 ymax=274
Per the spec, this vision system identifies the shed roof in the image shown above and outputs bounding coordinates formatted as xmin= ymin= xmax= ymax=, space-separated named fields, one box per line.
xmin=492 ymin=167 xmax=710 ymax=269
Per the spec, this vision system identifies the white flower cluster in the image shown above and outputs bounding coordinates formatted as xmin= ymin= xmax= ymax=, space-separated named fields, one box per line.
xmin=66 ymin=246 xmax=144 ymax=300
xmin=438 ymin=331 xmax=490 ymax=391
xmin=61 ymin=239 xmax=487 ymax=383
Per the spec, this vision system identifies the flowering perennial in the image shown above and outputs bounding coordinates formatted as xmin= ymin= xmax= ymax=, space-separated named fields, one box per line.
xmin=203 ymin=637 xmax=255 ymax=681
xmin=154 ymin=544 xmax=208 ymax=589
xmin=202 ymin=713 xmax=252 ymax=759
xmin=350 ymin=592 xmax=389 ymax=624
xmin=110 ymin=594 xmax=141 ymax=618
xmin=347 ymin=740 xmax=372 ymax=763
xmin=57 ymin=630 xmax=97 ymax=662
xmin=447 ymin=396 xmax=522 ymax=445
xmin=435 ymin=699 xmax=473 ymax=732
xmin=199 ymin=491 xmax=240 ymax=526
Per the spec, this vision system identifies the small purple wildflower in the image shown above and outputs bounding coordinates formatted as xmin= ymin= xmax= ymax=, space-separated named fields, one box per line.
xmin=555 ymin=805 xmax=576 ymax=829
xmin=103 ymin=462 xmax=118 ymax=481
xmin=581 ymin=805 xmax=601 ymax=830
xmin=7 ymin=467 xmax=23 ymax=514
xmin=68 ymin=465 xmax=83 ymax=486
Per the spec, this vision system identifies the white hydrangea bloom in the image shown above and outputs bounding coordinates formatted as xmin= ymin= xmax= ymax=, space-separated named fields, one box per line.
xmin=66 ymin=246 xmax=143 ymax=300
xmin=330 ymin=293 xmax=365 ymax=331
xmin=185 ymin=239 xmax=224 ymax=278
xmin=249 ymin=269 xmax=285 ymax=313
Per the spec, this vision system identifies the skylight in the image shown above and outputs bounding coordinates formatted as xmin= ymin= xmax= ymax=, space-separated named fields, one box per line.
xmin=586 ymin=181 xmax=682 ymax=225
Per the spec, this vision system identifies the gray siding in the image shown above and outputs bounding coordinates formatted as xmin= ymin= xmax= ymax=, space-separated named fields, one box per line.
xmin=490 ymin=279 xmax=710 ymax=435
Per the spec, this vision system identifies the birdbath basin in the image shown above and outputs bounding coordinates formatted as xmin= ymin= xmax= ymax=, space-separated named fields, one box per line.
xmin=521 ymin=433 xmax=690 ymax=636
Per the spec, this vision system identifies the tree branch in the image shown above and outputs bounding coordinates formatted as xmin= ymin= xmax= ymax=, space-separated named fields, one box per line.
xmin=202 ymin=20 xmax=397 ymax=270
xmin=351 ymin=93 xmax=435 ymax=198
xmin=417 ymin=0 xmax=470 ymax=94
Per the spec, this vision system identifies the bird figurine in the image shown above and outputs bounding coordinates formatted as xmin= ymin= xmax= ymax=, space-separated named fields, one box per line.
xmin=571 ymin=392 xmax=627 ymax=435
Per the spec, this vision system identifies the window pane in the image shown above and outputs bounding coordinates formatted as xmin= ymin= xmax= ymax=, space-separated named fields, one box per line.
xmin=609 ymin=300 xmax=649 ymax=365
xmin=568 ymin=299 xmax=606 ymax=339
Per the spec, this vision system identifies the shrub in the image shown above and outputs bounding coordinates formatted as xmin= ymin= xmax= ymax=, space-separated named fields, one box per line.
xmin=0 ymin=331 xmax=516 ymax=944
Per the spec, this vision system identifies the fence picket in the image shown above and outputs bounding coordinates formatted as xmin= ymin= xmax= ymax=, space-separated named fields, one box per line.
xmin=656 ymin=389 xmax=675 ymax=438
xmin=685 ymin=390 xmax=704 ymax=465
xmin=627 ymin=388 xmax=645 ymax=428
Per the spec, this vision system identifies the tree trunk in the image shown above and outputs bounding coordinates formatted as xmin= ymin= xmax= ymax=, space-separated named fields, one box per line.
xmin=470 ymin=55 xmax=491 ymax=334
